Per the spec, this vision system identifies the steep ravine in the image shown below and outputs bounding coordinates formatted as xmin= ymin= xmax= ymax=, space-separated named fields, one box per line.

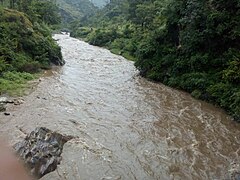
xmin=1 ymin=34 xmax=240 ymax=179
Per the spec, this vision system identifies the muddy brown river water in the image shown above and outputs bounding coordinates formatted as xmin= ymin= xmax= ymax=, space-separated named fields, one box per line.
xmin=1 ymin=34 xmax=240 ymax=180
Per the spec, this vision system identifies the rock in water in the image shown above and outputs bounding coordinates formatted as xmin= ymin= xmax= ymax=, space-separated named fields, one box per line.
xmin=0 ymin=104 xmax=6 ymax=112
xmin=0 ymin=97 xmax=8 ymax=103
xmin=14 ymin=127 xmax=73 ymax=178
xmin=4 ymin=112 xmax=10 ymax=116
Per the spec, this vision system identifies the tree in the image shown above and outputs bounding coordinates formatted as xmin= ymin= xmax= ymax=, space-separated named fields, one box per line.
xmin=31 ymin=0 xmax=61 ymax=24
xmin=9 ymin=0 xmax=16 ymax=8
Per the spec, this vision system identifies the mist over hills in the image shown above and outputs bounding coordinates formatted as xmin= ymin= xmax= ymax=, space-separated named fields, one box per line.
xmin=90 ymin=0 xmax=108 ymax=7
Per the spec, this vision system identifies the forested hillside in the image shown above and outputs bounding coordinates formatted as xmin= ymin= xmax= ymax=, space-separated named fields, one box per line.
xmin=70 ymin=0 xmax=240 ymax=120
xmin=56 ymin=0 xmax=97 ymax=24
xmin=0 ymin=0 xmax=63 ymax=95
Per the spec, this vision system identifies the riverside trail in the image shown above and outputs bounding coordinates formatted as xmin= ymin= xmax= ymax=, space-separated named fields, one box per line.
xmin=1 ymin=34 xmax=240 ymax=179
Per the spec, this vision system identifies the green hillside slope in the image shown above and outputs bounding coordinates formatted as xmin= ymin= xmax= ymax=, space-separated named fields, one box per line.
xmin=0 ymin=0 xmax=63 ymax=95
xmin=56 ymin=0 xmax=97 ymax=24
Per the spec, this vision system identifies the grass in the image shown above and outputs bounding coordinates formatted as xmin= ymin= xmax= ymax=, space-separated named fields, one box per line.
xmin=0 ymin=71 xmax=38 ymax=96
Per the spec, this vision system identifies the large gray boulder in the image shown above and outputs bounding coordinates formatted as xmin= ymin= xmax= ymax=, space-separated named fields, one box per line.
xmin=14 ymin=127 xmax=73 ymax=179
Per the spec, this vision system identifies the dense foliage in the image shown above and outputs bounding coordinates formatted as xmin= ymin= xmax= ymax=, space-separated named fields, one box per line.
xmin=71 ymin=0 xmax=240 ymax=120
xmin=0 ymin=0 xmax=63 ymax=95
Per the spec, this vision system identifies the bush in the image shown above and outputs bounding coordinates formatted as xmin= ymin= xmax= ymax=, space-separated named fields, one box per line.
xmin=87 ymin=28 xmax=119 ymax=46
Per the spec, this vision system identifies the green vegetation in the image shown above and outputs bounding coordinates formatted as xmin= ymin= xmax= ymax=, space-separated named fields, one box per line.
xmin=0 ymin=71 xmax=36 ymax=96
xmin=0 ymin=0 xmax=64 ymax=95
xmin=56 ymin=0 xmax=97 ymax=26
xmin=70 ymin=0 xmax=240 ymax=120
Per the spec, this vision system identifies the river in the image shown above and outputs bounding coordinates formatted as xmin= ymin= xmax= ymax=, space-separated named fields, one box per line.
xmin=1 ymin=34 xmax=240 ymax=179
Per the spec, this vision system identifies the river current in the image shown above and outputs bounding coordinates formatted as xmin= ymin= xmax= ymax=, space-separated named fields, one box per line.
xmin=1 ymin=34 xmax=240 ymax=179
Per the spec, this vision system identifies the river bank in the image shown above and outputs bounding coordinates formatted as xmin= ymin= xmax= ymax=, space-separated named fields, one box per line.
xmin=1 ymin=34 xmax=240 ymax=179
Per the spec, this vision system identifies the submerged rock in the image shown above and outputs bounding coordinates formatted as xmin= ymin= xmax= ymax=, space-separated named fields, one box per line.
xmin=0 ymin=104 xmax=6 ymax=112
xmin=0 ymin=97 xmax=24 ymax=105
xmin=14 ymin=127 xmax=73 ymax=178
xmin=13 ymin=98 xmax=24 ymax=105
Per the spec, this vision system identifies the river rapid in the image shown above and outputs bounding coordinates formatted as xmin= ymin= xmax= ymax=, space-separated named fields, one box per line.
xmin=1 ymin=34 xmax=240 ymax=179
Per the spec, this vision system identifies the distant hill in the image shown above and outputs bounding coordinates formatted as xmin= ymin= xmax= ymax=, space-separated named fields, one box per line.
xmin=56 ymin=0 xmax=97 ymax=23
